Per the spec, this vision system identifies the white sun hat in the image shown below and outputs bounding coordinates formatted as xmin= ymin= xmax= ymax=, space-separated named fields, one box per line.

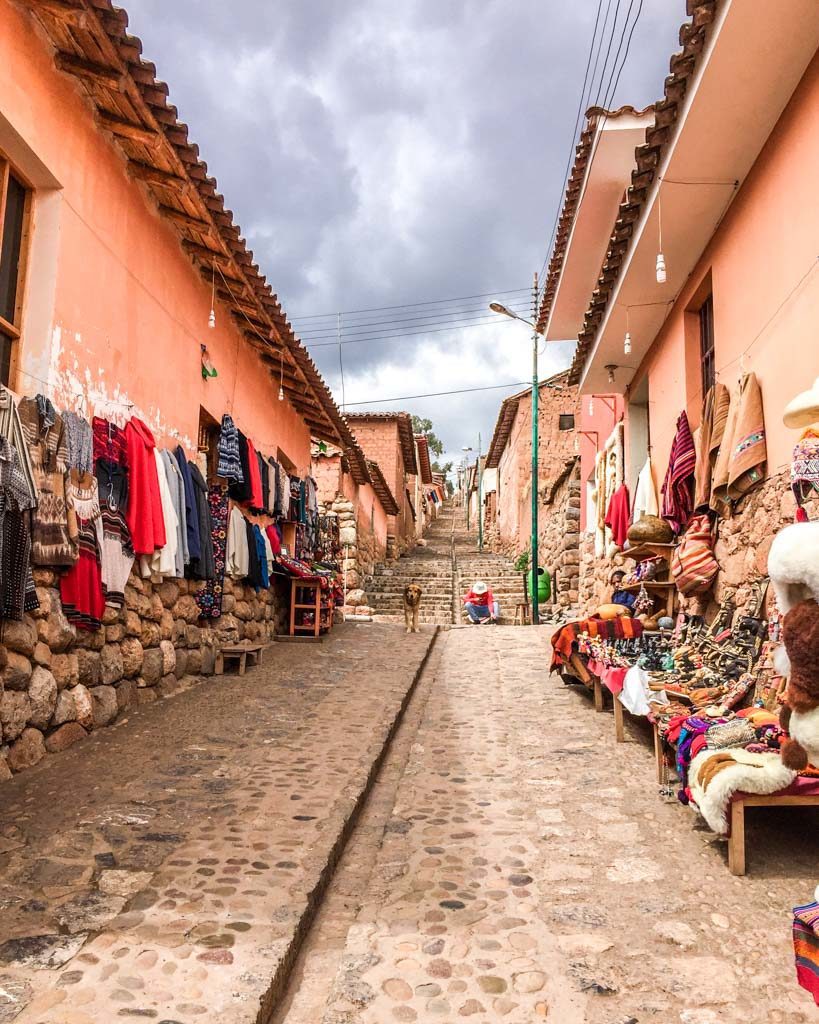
xmin=784 ymin=377 xmax=819 ymax=429
xmin=472 ymin=580 xmax=488 ymax=595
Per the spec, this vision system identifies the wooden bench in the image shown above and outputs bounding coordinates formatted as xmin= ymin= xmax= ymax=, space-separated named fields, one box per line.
xmin=728 ymin=793 xmax=819 ymax=875
xmin=214 ymin=642 xmax=264 ymax=676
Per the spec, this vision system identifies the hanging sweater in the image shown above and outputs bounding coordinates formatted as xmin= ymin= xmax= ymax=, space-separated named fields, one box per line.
xmin=125 ymin=418 xmax=166 ymax=556
xmin=18 ymin=395 xmax=76 ymax=566
xmin=175 ymin=446 xmax=201 ymax=563
xmin=140 ymin=448 xmax=179 ymax=578
xmin=188 ymin=462 xmax=214 ymax=580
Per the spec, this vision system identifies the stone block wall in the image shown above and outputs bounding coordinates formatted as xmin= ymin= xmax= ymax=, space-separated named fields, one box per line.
xmin=322 ymin=494 xmax=384 ymax=598
xmin=539 ymin=462 xmax=582 ymax=611
xmin=575 ymin=468 xmax=817 ymax=620
xmin=0 ymin=567 xmax=287 ymax=779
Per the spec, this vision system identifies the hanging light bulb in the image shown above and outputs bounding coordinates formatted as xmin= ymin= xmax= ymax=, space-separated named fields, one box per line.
xmin=209 ymin=262 xmax=216 ymax=328
xmin=278 ymin=384 xmax=285 ymax=402
xmin=656 ymin=189 xmax=666 ymax=283
xmin=278 ymin=350 xmax=285 ymax=401
xmin=624 ymin=306 xmax=631 ymax=354
xmin=588 ymin=397 xmax=594 ymax=416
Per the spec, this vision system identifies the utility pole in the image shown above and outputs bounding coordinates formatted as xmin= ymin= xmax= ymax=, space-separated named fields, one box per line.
xmin=477 ymin=431 xmax=483 ymax=553
xmin=530 ymin=272 xmax=539 ymax=627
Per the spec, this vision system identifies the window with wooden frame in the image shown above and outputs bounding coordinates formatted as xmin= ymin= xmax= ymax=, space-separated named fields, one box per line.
xmin=699 ymin=293 xmax=715 ymax=397
xmin=0 ymin=154 xmax=32 ymax=387
xmin=197 ymin=406 xmax=221 ymax=483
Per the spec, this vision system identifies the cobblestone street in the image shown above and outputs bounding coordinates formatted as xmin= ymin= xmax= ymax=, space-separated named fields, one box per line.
xmin=1 ymin=623 xmax=818 ymax=1022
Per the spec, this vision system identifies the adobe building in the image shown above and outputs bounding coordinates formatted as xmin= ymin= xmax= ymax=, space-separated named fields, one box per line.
xmin=344 ymin=412 xmax=419 ymax=557
xmin=485 ymin=371 xmax=581 ymax=608
xmin=0 ymin=0 xmax=364 ymax=773
xmin=538 ymin=2 xmax=819 ymax=614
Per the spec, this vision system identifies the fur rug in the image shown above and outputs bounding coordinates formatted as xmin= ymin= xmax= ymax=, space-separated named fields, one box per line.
xmin=768 ymin=521 xmax=819 ymax=613
xmin=790 ymin=706 xmax=819 ymax=769
xmin=689 ymin=748 xmax=796 ymax=835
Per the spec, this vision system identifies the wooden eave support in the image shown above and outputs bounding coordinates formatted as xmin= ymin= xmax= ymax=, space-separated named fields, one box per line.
xmin=19 ymin=0 xmax=87 ymax=25
xmin=97 ymin=111 xmax=159 ymax=148
xmin=182 ymin=239 xmax=232 ymax=267
xmin=55 ymin=52 xmax=123 ymax=90
xmin=158 ymin=204 xmax=213 ymax=233
xmin=128 ymin=160 xmax=188 ymax=190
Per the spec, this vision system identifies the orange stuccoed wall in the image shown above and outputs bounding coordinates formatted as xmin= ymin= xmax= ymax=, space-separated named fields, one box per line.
xmin=1 ymin=3 xmax=311 ymax=470
xmin=630 ymin=49 xmax=819 ymax=485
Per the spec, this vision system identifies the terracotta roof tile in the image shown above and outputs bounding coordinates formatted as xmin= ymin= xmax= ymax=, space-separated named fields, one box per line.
xmin=414 ymin=435 xmax=434 ymax=484
xmin=22 ymin=0 xmax=362 ymax=460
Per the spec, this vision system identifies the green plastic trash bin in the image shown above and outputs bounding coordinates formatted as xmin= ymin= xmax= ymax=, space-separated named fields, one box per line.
xmin=528 ymin=566 xmax=551 ymax=603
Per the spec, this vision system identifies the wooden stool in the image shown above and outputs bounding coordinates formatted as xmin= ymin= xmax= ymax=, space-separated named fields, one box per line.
xmin=513 ymin=603 xmax=530 ymax=625
xmin=214 ymin=642 xmax=264 ymax=676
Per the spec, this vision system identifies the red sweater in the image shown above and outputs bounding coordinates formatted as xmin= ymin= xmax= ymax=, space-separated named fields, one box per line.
xmin=124 ymin=418 xmax=166 ymax=555
xmin=464 ymin=588 xmax=495 ymax=608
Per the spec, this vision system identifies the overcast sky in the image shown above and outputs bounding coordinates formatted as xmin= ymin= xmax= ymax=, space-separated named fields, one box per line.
xmin=125 ymin=0 xmax=684 ymax=470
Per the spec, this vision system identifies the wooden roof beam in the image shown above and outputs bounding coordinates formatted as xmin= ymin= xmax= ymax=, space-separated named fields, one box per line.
xmin=55 ymin=52 xmax=123 ymax=90
xmin=158 ymin=204 xmax=213 ymax=234
xmin=128 ymin=160 xmax=188 ymax=191
xmin=18 ymin=0 xmax=87 ymax=26
xmin=97 ymin=111 xmax=159 ymax=148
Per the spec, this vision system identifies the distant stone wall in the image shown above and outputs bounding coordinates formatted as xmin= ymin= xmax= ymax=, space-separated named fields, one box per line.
xmin=323 ymin=494 xmax=383 ymax=600
xmin=0 ymin=566 xmax=287 ymax=779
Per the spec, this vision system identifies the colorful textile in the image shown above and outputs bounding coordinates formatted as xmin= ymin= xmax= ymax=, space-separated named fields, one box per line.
xmin=92 ymin=416 xmax=127 ymax=466
xmin=216 ymin=413 xmax=243 ymax=483
xmin=62 ymin=410 xmax=93 ymax=476
xmin=124 ymin=418 xmax=166 ymax=556
xmin=196 ymin=485 xmax=229 ymax=619
xmin=694 ymin=382 xmax=730 ymax=511
xmin=793 ymin=904 xmax=819 ymax=1005
xmin=175 ymin=447 xmax=201 ymax=563
xmin=19 ymin=395 xmax=75 ymax=566
xmin=0 ymin=437 xmax=39 ymax=619
xmin=661 ymin=411 xmax=696 ymax=534
xmin=550 ymin=616 xmax=643 ymax=671
xmin=245 ymin=438 xmax=264 ymax=511
xmin=791 ymin=428 xmax=819 ymax=515
xmin=0 ymin=386 xmax=37 ymax=506
xmin=60 ymin=474 xmax=104 ymax=630
xmin=228 ymin=430 xmax=253 ymax=504
xmin=604 ymin=483 xmax=630 ymax=548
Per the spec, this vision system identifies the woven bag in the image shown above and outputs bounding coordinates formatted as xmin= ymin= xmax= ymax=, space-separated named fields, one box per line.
xmin=670 ymin=514 xmax=719 ymax=594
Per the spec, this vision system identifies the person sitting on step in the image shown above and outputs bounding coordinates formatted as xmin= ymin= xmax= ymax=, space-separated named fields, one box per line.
xmin=463 ymin=580 xmax=499 ymax=624
xmin=610 ymin=569 xmax=636 ymax=611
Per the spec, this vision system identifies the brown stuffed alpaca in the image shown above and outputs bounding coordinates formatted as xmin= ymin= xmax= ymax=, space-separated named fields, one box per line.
xmin=779 ymin=598 xmax=819 ymax=771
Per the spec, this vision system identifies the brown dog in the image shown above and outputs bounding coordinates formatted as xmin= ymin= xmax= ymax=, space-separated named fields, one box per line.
xmin=403 ymin=583 xmax=422 ymax=634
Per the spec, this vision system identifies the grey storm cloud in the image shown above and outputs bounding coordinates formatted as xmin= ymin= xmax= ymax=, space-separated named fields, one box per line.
xmin=124 ymin=0 xmax=685 ymax=462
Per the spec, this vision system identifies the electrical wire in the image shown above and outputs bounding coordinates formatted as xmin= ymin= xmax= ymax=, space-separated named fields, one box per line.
xmin=537 ymin=0 xmax=608 ymax=290
xmin=289 ymin=287 xmax=530 ymax=321
xmin=303 ymin=317 xmax=526 ymax=348
xmin=298 ymin=306 xmax=531 ymax=341
xmin=343 ymin=381 xmax=535 ymax=407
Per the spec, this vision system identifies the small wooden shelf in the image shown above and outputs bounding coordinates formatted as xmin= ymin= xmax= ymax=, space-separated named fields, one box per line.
xmin=623 ymin=542 xmax=677 ymax=562
xmin=289 ymin=578 xmax=333 ymax=638
xmin=621 ymin=580 xmax=674 ymax=591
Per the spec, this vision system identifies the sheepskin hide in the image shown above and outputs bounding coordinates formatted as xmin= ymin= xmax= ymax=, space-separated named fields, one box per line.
xmin=768 ymin=521 xmax=819 ymax=613
xmin=689 ymin=748 xmax=796 ymax=835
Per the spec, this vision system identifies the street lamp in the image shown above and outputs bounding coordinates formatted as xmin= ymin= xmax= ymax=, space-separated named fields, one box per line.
xmin=489 ymin=280 xmax=545 ymax=626
xmin=461 ymin=446 xmax=473 ymax=529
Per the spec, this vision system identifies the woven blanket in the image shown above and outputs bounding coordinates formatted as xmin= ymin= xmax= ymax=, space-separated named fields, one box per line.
xmin=794 ymin=900 xmax=819 ymax=1005
xmin=661 ymin=411 xmax=696 ymax=534
xmin=550 ymin=617 xmax=643 ymax=671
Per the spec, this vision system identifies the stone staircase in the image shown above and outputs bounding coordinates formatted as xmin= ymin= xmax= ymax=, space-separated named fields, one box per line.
xmin=364 ymin=503 xmax=457 ymax=626
xmin=363 ymin=501 xmax=530 ymax=627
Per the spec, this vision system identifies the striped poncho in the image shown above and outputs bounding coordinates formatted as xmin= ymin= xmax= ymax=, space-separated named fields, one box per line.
xmin=661 ymin=411 xmax=696 ymax=535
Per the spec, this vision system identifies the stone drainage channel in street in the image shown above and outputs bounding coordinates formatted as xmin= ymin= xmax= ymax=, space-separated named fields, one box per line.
xmin=267 ymin=630 xmax=445 ymax=1024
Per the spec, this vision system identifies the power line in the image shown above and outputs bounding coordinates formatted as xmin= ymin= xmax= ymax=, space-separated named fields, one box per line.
xmin=289 ymin=287 xmax=530 ymax=321
xmin=299 ymin=305 xmax=531 ymax=341
xmin=304 ymin=317 xmax=525 ymax=348
xmin=536 ymin=0 xmax=608 ymax=292
xmin=343 ymin=381 xmax=534 ymax=407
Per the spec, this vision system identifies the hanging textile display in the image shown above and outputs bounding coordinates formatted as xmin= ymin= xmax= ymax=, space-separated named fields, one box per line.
xmin=94 ymin=456 xmax=134 ymax=608
xmin=632 ymin=456 xmax=659 ymax=523
xmin=196 ymin=485 xmax=230 ymax=619
xmin=661 ymin=411 xmax=696 ymax=534
xmin=694 ymin=382 xmax=730 ymax=511
xmin=62 ymin=409 xmax=93 ymax=476
xmin=124 ymin=417 xmax=166 ymax=556
xmin=0 ymin=436 xmax=39 ymax=620
xmin=0 ymin=385 xmax=37 ymax=505
xmin=216 ymin=413 xmax=243 ymax=483
xmin=19 ymin=395 xmax=76 ymax=566
xmin=175 ymin=446 xmax=200 ymax=565
xmin=161 ymin=449 xmax=187 ymax=576
xmin=188 ymin=462 xmax=214 ymax=580
xmin=60 ymin=471 xmax=105 ymax=630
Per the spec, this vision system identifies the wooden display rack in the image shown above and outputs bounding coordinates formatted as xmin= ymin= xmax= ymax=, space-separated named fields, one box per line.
xmin=620 ymin=542 xmax=678 ymax=618
xmin=289 ymin=578 xmax=333 ymax=638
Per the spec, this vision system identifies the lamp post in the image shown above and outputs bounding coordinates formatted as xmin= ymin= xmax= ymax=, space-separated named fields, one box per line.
xmin=477 ymin=432 xmax=483 ymax=553
xmin=461 ymin=446 xmax=473 ymax=530
xmin=490 ymin=273 xmax=543 ymax=625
